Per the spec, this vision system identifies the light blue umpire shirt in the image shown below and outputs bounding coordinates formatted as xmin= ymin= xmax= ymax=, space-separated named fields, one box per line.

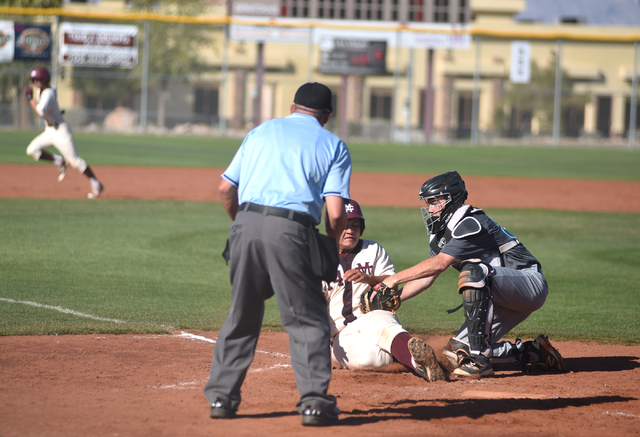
xmin=222 ymin=112 xmax=352 ymax=224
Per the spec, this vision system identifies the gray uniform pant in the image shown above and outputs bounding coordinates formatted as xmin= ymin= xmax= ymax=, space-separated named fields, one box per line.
xmin=203 ymin=210 xmax=336 ymax=414
xmin=455 ymin=265 xmax=548 ymax=360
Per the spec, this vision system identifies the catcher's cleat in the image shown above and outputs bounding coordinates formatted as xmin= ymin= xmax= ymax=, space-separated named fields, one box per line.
xmin=87 ymin=181 xmax=103 ymax=199
xmin=408 ymin=337 xmax=447 ymax=382
xmin=453 ymin=353 xmax=493 ymax=378
xmin=441 ymin=337 xmax=470 ymax=369
xmin=301 ymin=406 xmax=339 ymax=426
xmin=57 ymin=159 xmax=66 ymax=182
xmin=209 ymin=399 xmax=236 ymax=419
xmin=519 ymin=334 xmax=566 ymax=373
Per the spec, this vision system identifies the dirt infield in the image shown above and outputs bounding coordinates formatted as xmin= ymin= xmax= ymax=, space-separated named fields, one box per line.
xmin=1 ymin=164 xmax=639 ymax=437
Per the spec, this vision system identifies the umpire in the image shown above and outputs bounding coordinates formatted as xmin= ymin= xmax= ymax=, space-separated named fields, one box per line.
xmin=204 ymin=82 xmax=352 ymax=426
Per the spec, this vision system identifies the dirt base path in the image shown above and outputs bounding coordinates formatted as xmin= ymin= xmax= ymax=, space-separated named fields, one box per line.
xmin=2 ymin=163 xmax=640 ymax=212
xmin=1 ymin=164 xmax=639 ymax=437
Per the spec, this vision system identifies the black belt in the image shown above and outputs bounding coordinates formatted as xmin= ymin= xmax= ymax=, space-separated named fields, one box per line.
xmin=240 ymin=202 xmax=312 ymax=227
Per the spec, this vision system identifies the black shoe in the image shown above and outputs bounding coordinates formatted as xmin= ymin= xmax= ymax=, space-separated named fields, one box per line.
xmin=210 ymin=399 xmax=236 ymax=419
xmin=301 ymin=407 xmax=339 ymax=426
xmin=453 ymin=353 xmax=494 ymax=378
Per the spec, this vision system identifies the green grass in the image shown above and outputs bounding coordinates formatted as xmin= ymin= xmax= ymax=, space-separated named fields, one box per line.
xmin=1 ymin=199 xmax=639 ymax=344
xmin=3 ymin=130 xmax=640 ymax=180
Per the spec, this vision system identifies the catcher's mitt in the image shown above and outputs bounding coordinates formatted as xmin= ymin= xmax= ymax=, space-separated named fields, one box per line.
xmin=359 ymin=283 xmax=401 ymax=314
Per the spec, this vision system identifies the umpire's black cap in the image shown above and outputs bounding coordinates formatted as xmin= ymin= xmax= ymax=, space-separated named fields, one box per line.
xmin=294 ymin=82 xmax=333 ymax=112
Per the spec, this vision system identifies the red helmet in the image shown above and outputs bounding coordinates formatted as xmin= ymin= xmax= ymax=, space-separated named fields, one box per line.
xmin=30 ymin=67 xmax=50 ymax=84
xmin=324 ymin=199 xmax=366 ymax=235
xmin=344 ymin=199 xmax=365 ymax=234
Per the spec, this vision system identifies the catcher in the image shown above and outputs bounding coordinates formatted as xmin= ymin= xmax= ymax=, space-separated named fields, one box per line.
xmin=369 ymin=171 xmax=566 ymax=378
xmin=323 ymin=199 xmax=446 ymax=382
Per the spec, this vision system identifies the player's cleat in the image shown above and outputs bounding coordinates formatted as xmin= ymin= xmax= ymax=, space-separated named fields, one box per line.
xmin=209 ymin=399 xmax=236 ymax=419
xmin=87 ymin=182 xmax=103 ymax=199
xmin=301 ymin=406 xmax=339 ymax=426
xmin=453 ymin=353 xmax=493 ymax=378
xmin=408 ymin=337 xmax=447 ymax=382
xmin=519 ymin=334 xmax=566 ymax=373
xmin=441 ymin=337 xmax=470 ymax=369
xmin=57 ymin=159 xmax=66 ymax=182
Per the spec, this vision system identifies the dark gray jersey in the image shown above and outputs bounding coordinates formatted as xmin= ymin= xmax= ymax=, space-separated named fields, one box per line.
xmin=429 ymin=205 xmax=540 ymax=272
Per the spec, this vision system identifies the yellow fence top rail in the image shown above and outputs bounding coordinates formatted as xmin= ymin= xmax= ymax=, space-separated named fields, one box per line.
xmin=2 ymin=6 xmax=640 ymax=42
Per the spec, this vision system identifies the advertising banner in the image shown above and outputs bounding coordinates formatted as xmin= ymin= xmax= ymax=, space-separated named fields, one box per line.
xmin=0 ymin=21 xmax=14 ymax=63
xmin=319 ymin=38 xmax=387 ymax=75
xmin=230 ymin=24 xmax=310 ymax=43
xmin=14 ymin=23 xmax=51 ymax=61
xmin=0 ymin=22 xmax=52 ymax=62
xmin=59 ymin=22 xmax=138 ymax=68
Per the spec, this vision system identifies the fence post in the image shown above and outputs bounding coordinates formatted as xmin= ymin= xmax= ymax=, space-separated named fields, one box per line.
xmin=392 ymin=30 xmax=401 ymax=143
xmin=51 ymin=15 xmax=59 ymax=88
xmin=552 ymin=38 xmax=563 ymax=148
xmin=471 ymin=35 xmax=481 ymax=145
xmin=404 ymin=46 xmax=414 ymax=144
xmin=629 ymin=40 xmax=638 ymax=151
xmin=140 ymin=20 xmax=150 ymax=134
xmin=220 ymin=23 xmax=229 ymax=136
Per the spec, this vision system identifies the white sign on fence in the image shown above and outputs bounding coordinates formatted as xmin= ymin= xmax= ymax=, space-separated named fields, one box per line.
xmin=0 ymin=21 xmax=15 ymax=62
xmin=510 ymin=41 xmax=531 ymax=84
xmin=59 ymin=22 xmax=138 ymax=68
xmin=229 ymin=24 xmax=310 ymax=43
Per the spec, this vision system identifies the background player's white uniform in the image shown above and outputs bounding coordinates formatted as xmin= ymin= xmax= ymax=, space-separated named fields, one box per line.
xmin=323 ymin=239 xmax=407 ymax=369
xmin=26 ymin=87 xmax=88 ymax=173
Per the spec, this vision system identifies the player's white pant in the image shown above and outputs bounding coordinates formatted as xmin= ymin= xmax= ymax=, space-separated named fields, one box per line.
xmin=331 ymin=310 xmax=407 ymax=370
xmin=26 ymin=122 xmax=88 ymax=173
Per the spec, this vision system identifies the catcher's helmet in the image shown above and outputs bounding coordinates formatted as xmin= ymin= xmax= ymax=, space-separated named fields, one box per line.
xmin=30 ymin=67 xmax=51 ymax=84
xmin=345 ymin=199 xmax=365 ymax=235
xmin=419 ymin=171 xmax=467 ymax=234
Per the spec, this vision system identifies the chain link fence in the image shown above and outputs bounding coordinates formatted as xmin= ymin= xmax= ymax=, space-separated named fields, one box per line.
xmin=1 ymin=12 xmax=638 ymax=148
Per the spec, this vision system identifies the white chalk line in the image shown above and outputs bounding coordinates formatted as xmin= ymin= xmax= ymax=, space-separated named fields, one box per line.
xmin=0 ymin=297 xmax=127 ymax=324
xmin=0 ymin=298 xmax=292 ymax=385
xmin=603 ymin=411 xmax=640 ymax=419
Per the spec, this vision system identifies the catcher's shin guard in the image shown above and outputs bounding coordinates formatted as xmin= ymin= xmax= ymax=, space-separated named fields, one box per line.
xmin=458 ymin=261 xmax=494 ymax=357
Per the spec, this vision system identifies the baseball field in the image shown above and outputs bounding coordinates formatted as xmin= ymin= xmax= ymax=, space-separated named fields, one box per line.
xmin=1 ymin=131 xmax=639 ymax=436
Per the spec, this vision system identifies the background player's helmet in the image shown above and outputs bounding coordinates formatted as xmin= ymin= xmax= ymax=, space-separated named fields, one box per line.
xmin=419 ymin=171 xmax=468 ymax=234
xmin=345 ymin=199 xmax=365 ymax=235
xmin=30 ymin=67 xmax=51 ymax=84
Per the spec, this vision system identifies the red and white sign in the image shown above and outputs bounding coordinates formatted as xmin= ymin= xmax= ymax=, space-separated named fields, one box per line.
xmin=59 ymin=22 xmax=138 ymax=68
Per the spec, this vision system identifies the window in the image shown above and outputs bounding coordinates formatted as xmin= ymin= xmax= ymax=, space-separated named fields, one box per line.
xmin=370 ymin=89 xmax=392 ymax=120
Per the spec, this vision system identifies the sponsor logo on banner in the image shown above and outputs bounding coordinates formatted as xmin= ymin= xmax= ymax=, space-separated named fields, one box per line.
xmin=14 ymin=23 xmax=51 ymax=60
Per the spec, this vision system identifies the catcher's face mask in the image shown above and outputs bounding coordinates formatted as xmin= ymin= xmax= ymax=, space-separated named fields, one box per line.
xmin=420 ymin=195 xmax=451 ymax=234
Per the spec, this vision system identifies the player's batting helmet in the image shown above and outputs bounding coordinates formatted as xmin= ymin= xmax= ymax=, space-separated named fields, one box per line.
xmin=345 ymin=199 xmax=365 ymax=235
xmin=419 ymin=171 xmax=468 ymax=234
xmin=30 ymin=67 xmax=51 ymax=84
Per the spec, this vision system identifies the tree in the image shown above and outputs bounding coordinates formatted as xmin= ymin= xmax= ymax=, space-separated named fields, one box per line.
xmin=69 ymin=0 xmax=216 ymax=128
xmin=497 ymin=57 xmax=589 ymax=137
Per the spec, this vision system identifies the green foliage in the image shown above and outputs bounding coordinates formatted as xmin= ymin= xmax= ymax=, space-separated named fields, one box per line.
xmin=0 ymin=200 xmax=638 ymax=344
xmin=68 ymin=0 xmax=215 ymax=112
xmin=498 ymin=59 xmax=590 ymax=136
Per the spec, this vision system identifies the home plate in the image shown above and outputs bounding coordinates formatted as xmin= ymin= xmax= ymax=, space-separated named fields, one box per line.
xmin=462 ymin=390 xmax=549 ymax=399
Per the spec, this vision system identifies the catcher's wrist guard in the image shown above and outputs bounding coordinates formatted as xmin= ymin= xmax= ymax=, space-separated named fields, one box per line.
xmin=359 ymin=282 xmax=401 ymax=314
